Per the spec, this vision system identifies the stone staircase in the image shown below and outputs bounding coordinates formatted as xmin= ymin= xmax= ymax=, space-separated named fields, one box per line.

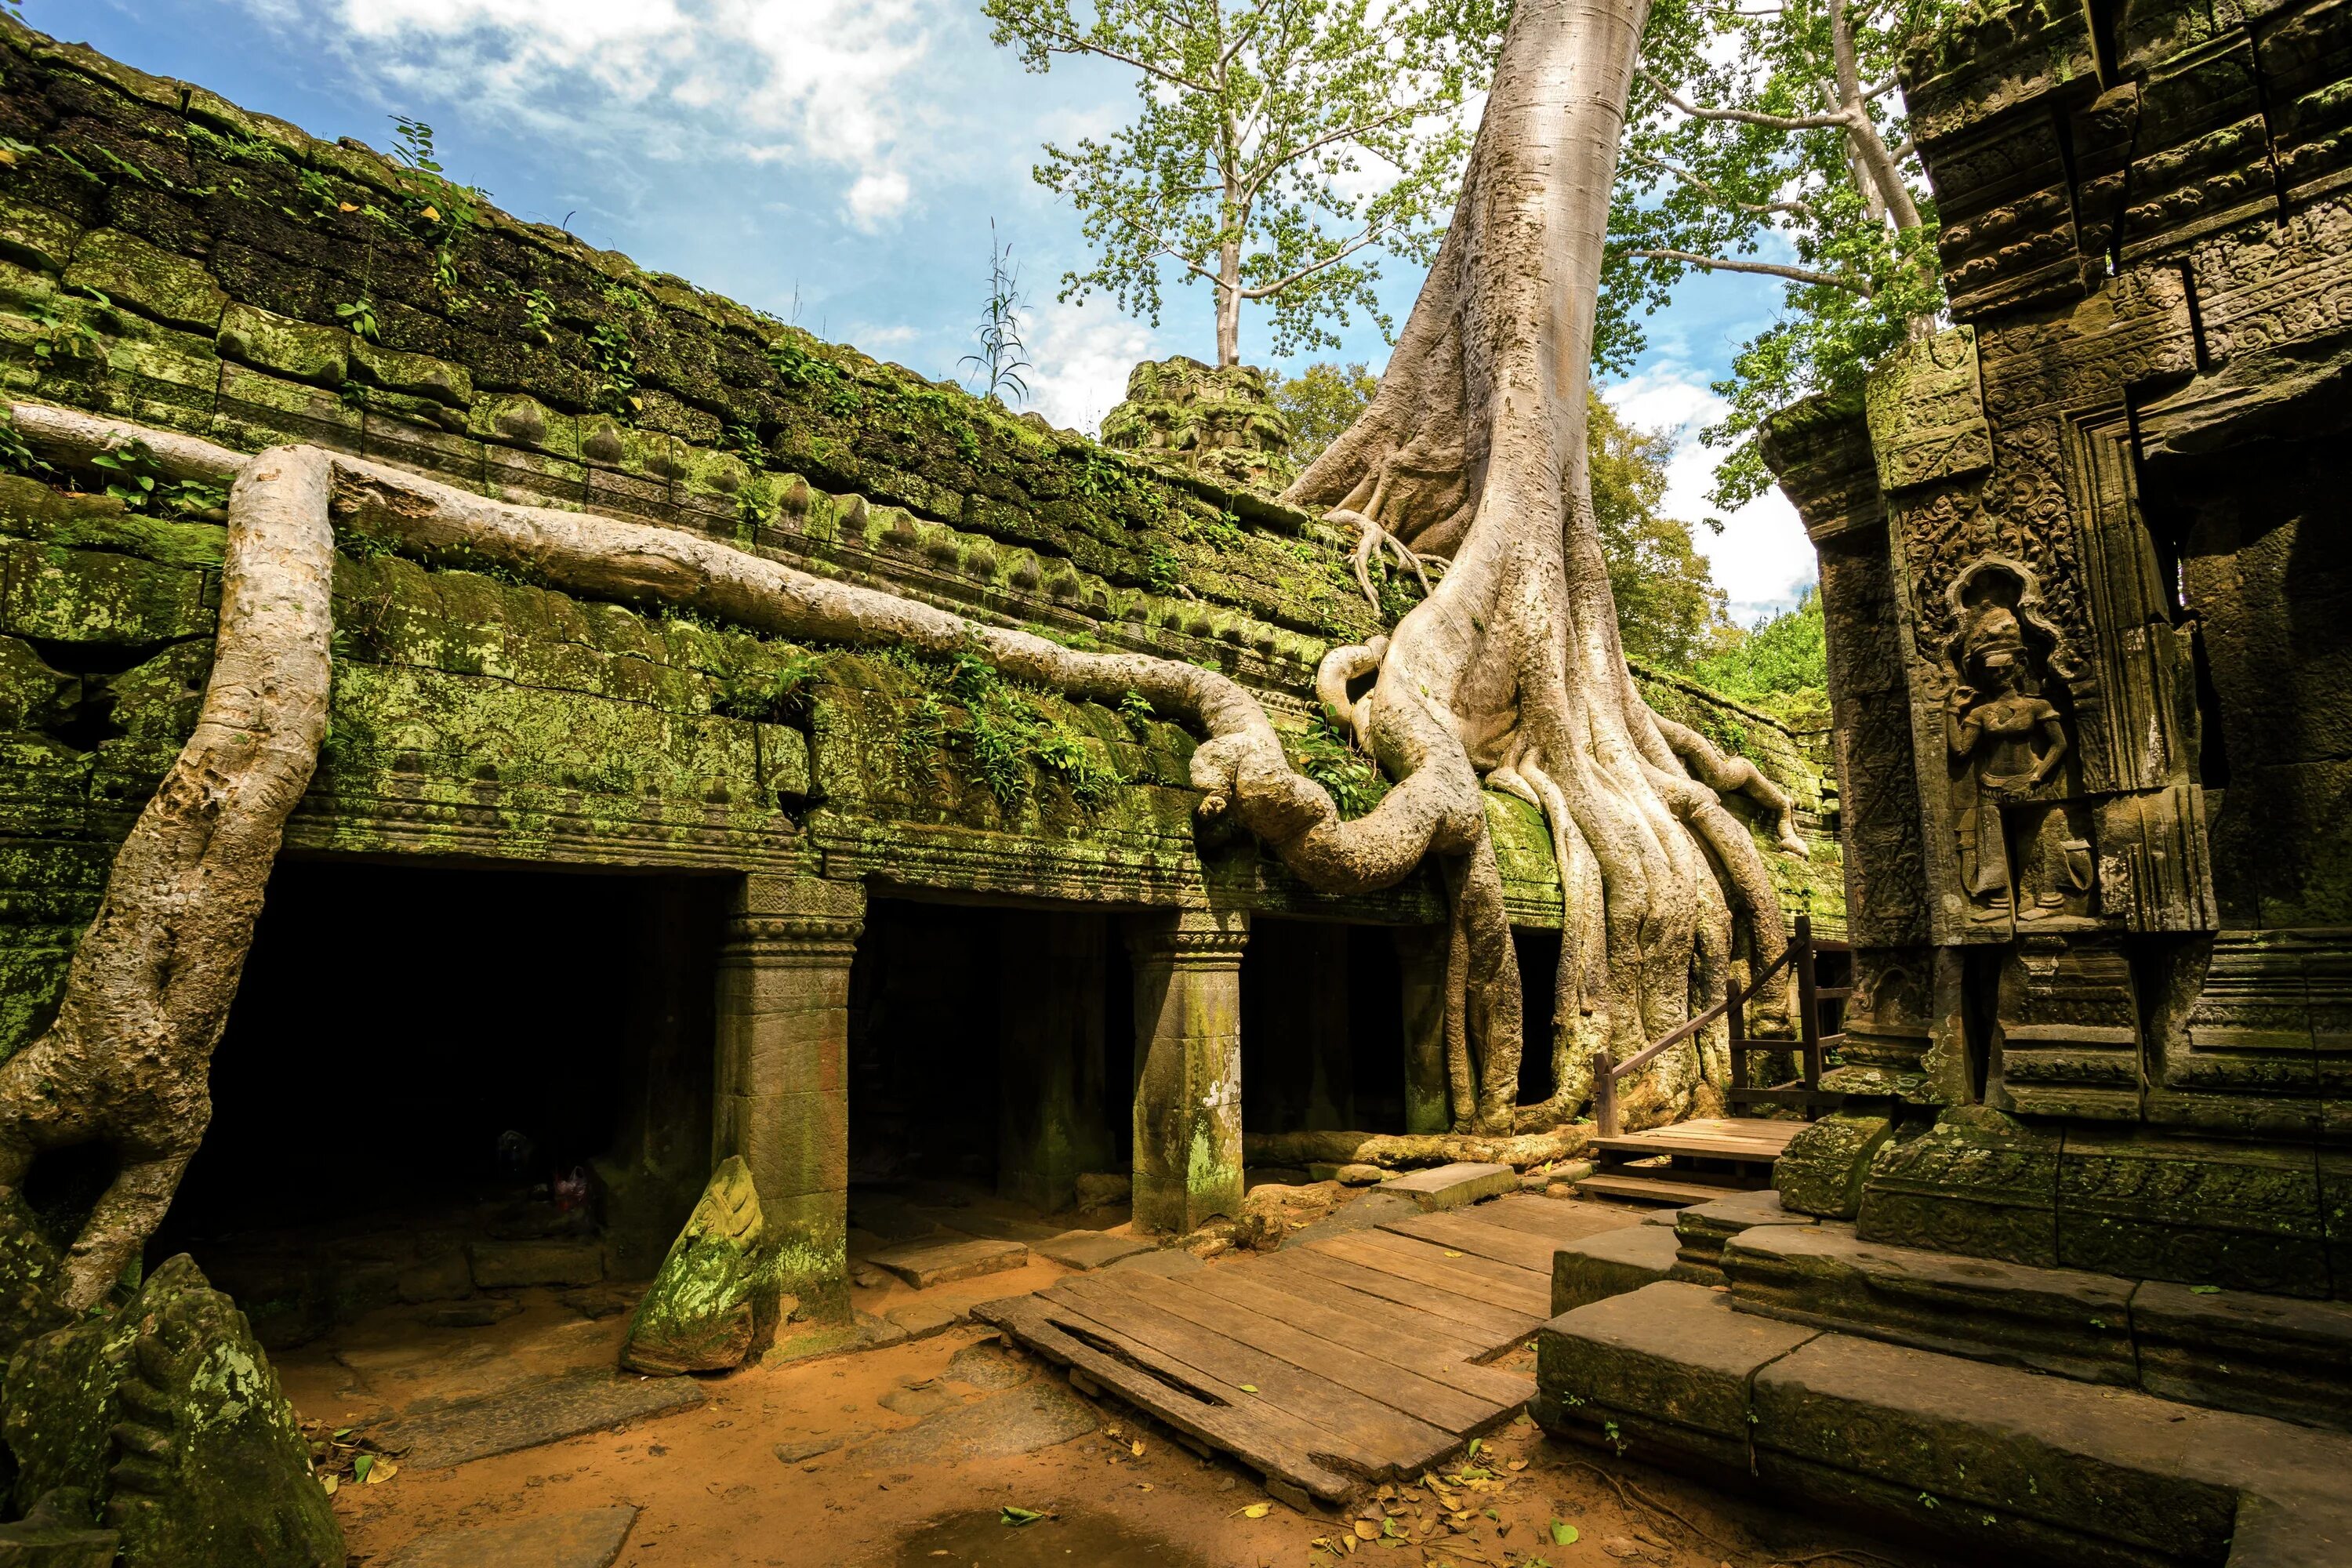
xmin=1536 ymin=1192 xmax=2352 ymax=1566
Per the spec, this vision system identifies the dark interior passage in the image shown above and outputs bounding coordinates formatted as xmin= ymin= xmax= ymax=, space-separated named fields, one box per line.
xmin=1240 ymin=920 xmax=1405 ymax=1134
xmin=848 ymin=899 xmax=1131 ymax=1212
xmin=153 ymin=858 xmax=723 ymax=1258
xmin=1515 ymin=926 xmax=1563 ymax=1105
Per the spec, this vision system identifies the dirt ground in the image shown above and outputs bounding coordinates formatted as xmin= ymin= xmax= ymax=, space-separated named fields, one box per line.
xmin=278 ymin=1189 xmax=1950 ymax=1568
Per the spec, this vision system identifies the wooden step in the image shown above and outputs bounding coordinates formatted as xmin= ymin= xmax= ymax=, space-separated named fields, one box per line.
xmin=1573 ymin=1173 xmax=1748 ymax=1206
xmin=1590 ymin=1119 xmax=1804 ymax=1163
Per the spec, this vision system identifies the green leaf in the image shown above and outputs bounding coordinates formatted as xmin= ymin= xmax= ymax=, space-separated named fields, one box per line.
xmin=1549 ymin=1519 xmax=1577 ymax=1545
xmin=1000 ymin=1506 xmax=1044 ymax=1527
xmin=2189 ymin=1284 xmax=2222 ymax=1295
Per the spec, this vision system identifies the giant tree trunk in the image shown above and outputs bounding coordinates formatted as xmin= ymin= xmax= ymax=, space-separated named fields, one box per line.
xmin=1284 ymin=0 xmax=1800 ymax=1134
xmin=0 ymin=0 xmax=1809 ymax=1284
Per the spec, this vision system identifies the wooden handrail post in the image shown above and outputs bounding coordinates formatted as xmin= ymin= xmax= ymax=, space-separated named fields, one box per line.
xmin=1796 ymin=913 xmax=1821 ymax=1091
xmin=1593 ymin=1047 xmax=1617 ymax=1138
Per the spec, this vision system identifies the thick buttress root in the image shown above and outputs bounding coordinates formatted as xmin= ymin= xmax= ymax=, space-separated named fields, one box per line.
xmin=0 ymin=403 xmax=1501 ymax=1295
xmin=1276 ymin=0 xmax=1806 ymax=1133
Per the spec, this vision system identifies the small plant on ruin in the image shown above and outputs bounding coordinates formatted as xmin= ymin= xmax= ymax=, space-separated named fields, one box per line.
xmin=713 ymin=646 xmax=832 ymax=724
xmin=1119 ymin=688 xmax=1155 ymax=731
xmin=336 ymin=297 xmax=380 ymax=343
xmin=0 ymin=411 xmax=47 ymax=479
xmin=521 ymin=289 xmax=559 ymax=347
xmin=590 ymin=320 xmax=642 ymax=416
xmin=960 ymin=220 xmax=1033 ymax=407
xmin=87 ymin=439 xmax=225 ymax=518
xmin=387 ymin=114 xmax=485 ymax=299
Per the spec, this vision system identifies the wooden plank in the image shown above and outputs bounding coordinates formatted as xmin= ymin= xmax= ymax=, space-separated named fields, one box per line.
xmin=1308 ymin=1230 xmax=1551 ymax=1321
xmin=1045 ymin=1274 xmax=1460 ymax=1475
xmin=1573 ymin=1174 xmax=1738 ymax=1204
xmin=1377 ymin=1209 xmax=1566 ymax=1275
xmin=1460 ymin=1196 xmax=1641 ymax=1243
xmin=1186 ymin=1264 xmax=1534 ymax=1410
xmin=1261 ymin=1248 xmax=1528 ymax=1348
xmin=1213 ymin=1254 xmax=1491 ymax=1359
xmin=1084 ymin=1269 xmax=1509 ymax=1435
xmin=969 ymin=1294 xmax=1356 ymax=1507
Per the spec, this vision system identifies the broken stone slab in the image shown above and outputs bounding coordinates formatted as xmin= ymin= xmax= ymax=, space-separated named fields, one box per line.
xmin=1306 ymin=1162 xmax=1387 ymax=1185
xmin=946 ymin=1342 xmax=1033 ymax=1392
xmin=419 ymin=1298 xmax=521 ymax=1330
xmin=774 ymin=1430 xmax=863 ymax=1464
xmin=877 ymin=1381 xmax=961 ymax=1417
xmin=3 ymin=1254 xmax=347 ymax=1567
xmin=1531 ymin=1281 xmax=1819 ymax=1472
xmin=1751 ymin=1327 xmax=2352 ymax=1567
xmin=621 ymin=1156 xmax=770 ymax=1376
xmin=366 ymin=1370 xmax=706 ymax=1469
xmin=1377 ymin=1162 xmax=1518 ymax=1211
xmin=1551 ymin=1225 xmax=1683 ymax=1316
xmin=884 ymin=1301 xmax=965 ymax=1341
xmin=0 ymin=1490 xmax=117 ymax=1567
xmin=1102 ymin=1247 xmax=1203 ymax=1278
xmin=1033 ymin=1231 xmax=1155 ymax=1272
xmin=849 ymin=1378 xmax=1098 ymax=1469
xmin=396 ymin=1252 xmax=474 ymax=1306
xmin=2130 ymin=1278 xmax=2352 ymax=1431
xmin=467 ymin=1239 xmax=604 ymax=1289
xmin=1721 ymin=1224 xmax=2139 ymax=1386
xmin=866 ymin=1237 xmax=1027 ymax=1290
xmin=379 ymin=1505 xmax=639 ymax=1568
xmin=0 ymin=1189 xmax=71 ymax=1373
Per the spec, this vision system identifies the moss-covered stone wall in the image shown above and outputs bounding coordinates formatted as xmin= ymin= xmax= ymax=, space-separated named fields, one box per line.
xmin=0 ymin=18 xmax=1842 ymax=1069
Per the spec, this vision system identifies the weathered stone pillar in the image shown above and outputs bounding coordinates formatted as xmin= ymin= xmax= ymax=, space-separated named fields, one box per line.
xmin=1125 ymin=907 xmax=1249 ymax=1232
xmin=997 ymin=912 xmax=1113 ymax=1214
xmin=1394 ymin=925 xmax=1450 ymax=1134
xmin=713 ymin=873 xmax=865 ymax=1319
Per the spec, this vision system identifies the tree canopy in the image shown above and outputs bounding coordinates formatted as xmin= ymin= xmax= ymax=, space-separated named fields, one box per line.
xmin=1692 ymin=586 xmax=1829 ymax=727
xmin=1601 ymin=0 xmax=1955 ymax=508
xmin=984 ymin=0 xmax=1497 ymax=366
xmin=1270 ymin=360 xmax=1380 ymax=469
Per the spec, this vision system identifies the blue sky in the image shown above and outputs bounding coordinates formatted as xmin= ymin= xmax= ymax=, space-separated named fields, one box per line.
xmin=42 ymin=0 xmax=1813 ymax=619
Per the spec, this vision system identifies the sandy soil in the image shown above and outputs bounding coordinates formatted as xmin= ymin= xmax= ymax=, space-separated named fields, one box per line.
xmin=280 ymin=1221 xmax=1951 ymax=1568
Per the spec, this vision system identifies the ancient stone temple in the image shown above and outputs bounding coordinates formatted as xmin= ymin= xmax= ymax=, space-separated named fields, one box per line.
xmin=0 ymin=7 xmax=1832 ymax=1397
xmin=1537 ymin=0 xmax=2352 ymax=1558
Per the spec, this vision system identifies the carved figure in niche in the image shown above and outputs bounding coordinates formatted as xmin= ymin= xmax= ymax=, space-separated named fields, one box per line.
xmin=1942 ymin=561 xmax=2090 ymax=922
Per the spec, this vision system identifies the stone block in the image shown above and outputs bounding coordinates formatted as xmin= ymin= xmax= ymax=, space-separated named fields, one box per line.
xmin=379 ymin=1506 xmax=638 ymax=1568
xmin=884 ymin=1301 xmax=965 ymax=1341
xmin=367 ymin=1373 xmax=705 ymax=1470
xmin=1751 ymin=1333 xmax=2274 ymax=1567
xmin=1551 ymin=1224 xmax=1682 ymax=1315
xmin=1721 ymin=1224 xmax=2139 ymax=1385
xmin=1772 ymin=1112 xmax=1893 ymax=1219
xmin=1533 ymin=1283 xmax=1819 ymax=1470
xmin=1671 ymin=1187 xmax=1817 ymax=1283
xmin=64 ymin=227 xmax=227 ymax=332
xmin=2131 ymin=1279 xmax=2352 ymax=1430
xmin=1074 ymin=1171 xmax=1131 ymax=1209
xmin=1857 ymin=1107 xmax=2060 ymax=1266
xmin=866 ymin=1237 xmax=1027 ymax=1290
xmin=621 ymin=1157 xmax=770 ymax=1376
xmin=0 ymin=1505 xmax=117 ymax=1567
xmin=1376 ymin=1162 xmax=1517 ymax=1211
xmin=466 ymin=1239 xmax=604 ymax=1289
xmin=2056 ymin=1132 xmax=2328 ymax=1296
xmin=216 ymin=301 xmax=351 ymax=388
xmin=1033 ymin=1231 xmax=1155 ymax=1272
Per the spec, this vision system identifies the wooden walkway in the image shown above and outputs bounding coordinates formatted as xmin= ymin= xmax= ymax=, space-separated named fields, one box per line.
xmin=1578 ymin=1115 xmax=1806 ymax=1203
xmin=972 ymin=1195 xmax=1637 ymax=1508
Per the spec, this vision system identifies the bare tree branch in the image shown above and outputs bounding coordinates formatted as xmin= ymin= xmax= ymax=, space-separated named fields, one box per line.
xmin=1643 ymin=71 xmax=1855 ymax=130
xmin=1240 ymin=223 xmax=1388 ymax=298
xmin=1036 ymin=24 xmax=1216 ymax=93
xmin=1627 ymin=150 xmax=1813 ymax=217
xmin=1623 ymin=248 xmax=1872 ymax=294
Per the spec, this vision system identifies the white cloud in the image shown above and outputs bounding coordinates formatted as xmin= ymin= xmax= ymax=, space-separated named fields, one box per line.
xmin=1604 ymin=368 xmax=1815 ymax=625
xmin=1020 ymin=299 xmax=1166 ymax=435
xmin=268 ymin=0 xmax=938 ymax=231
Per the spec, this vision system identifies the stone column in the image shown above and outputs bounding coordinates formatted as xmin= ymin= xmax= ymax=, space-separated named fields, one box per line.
xmin=1395 ymin=925 xmax=1451 ymax=1134
xmin=997 ymin=912 xmax=1113 ymax=1214
xmin=713 ymin=873 xmax=865 ymax=1319
xmin=1124 ymin=907 xmax=1249 ymax=1233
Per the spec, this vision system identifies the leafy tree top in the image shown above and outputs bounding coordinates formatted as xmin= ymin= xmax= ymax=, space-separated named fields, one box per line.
xmin=985 ymin=0 xmax=1500 ymax=366
xmin=1602 ymin=0 xmax=1958 ymax=510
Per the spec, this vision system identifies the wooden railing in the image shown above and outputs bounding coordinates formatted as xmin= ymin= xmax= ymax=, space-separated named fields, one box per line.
xmin=1590 ymin=914 xmax=1849 ymax=1138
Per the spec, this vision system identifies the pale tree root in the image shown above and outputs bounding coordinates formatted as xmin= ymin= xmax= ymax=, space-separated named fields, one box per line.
xmin=0 ymin=437 xmax=333 ymax=1309
xmin=0 ymin=403 xmax=1517 ymax=1298
xmin=1242 ymin=1127 xmax=1592 ymax=1172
